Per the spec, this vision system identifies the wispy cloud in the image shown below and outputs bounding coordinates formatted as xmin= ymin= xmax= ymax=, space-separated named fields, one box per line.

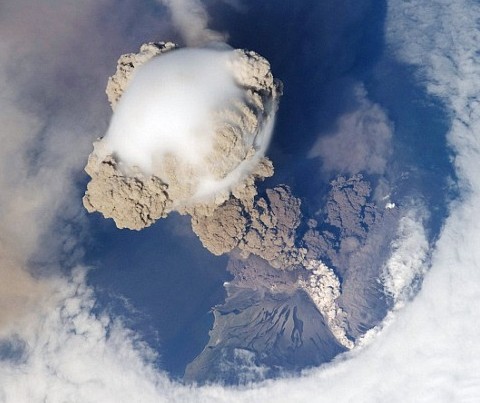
xmin=158 ymin=0 xmax=227 ymax=46
xmin=309 ymin=83 xmax=393 ymax=175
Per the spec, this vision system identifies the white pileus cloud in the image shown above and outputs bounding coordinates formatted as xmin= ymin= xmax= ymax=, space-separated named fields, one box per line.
xmin=103 ymin=48 xmax=242 ymax=176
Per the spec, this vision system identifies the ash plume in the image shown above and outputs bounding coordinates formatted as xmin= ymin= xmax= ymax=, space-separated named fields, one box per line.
xmin=83 ymin=42 xmax=282 ymax=230
xmin=191 ymin=185 xmax=306 ymax=269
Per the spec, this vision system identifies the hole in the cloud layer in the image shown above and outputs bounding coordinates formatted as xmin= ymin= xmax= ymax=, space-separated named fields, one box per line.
xmin=0 ymin=337 xmax=27 ymax=365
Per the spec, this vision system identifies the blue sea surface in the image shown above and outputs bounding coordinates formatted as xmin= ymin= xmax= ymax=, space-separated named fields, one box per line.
xmin=85 ymin=213 xmax=229 ymax=378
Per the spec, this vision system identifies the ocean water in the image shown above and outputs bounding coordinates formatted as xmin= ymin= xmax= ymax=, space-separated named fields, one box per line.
xmin=85 ymin=213 xmax=230 ymax=378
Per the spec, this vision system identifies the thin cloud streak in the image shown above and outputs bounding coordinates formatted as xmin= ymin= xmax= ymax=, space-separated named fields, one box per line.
xmin=158 ymin=0 xmax=227 ymax=46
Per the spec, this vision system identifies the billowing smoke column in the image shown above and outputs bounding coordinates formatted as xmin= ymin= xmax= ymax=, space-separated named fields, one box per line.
xmin=83 ymin=42 xmax=282 ymax=230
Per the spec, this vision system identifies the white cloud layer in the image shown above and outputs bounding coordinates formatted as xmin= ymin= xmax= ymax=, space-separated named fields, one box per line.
xmin=1 ymin=0 xmax=480 ymax=402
